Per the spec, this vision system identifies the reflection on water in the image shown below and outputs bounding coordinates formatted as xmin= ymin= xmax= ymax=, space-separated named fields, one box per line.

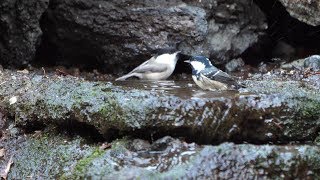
xmin=113 ymin=80 xmax=245 ymax=99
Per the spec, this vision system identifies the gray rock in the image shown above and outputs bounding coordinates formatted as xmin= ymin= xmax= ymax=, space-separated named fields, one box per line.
xmin=39 ymin=0 xmax=266 ymax=72
xmin=3 ymin=134 xmax=320 ymax=179
xmin=1 ymin=69 xmax=319 ymax=144
xmin=304 ymin=55 xmax=320 ymax=70
xmin=225 ymin=58 xmax=245 ymax=72
xmin=279 ymin=0 xmax=320 ymax=26
xmin=280 ymin=55 xmax=320 ymax=70
xmin=130 ymin=139 xmax=151 ymax=151
xmin=258 ymin=62 xmax=268 ymax=73
xmin=281 ymin=58 xmax=305 ymax=70
xmin=0 ymin=0 xmax=49 ymax=67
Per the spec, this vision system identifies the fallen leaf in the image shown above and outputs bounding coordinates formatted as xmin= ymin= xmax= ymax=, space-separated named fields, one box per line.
xmin=32 ymin=130 xmax=42 ymax=138
xmin=42 ymin=67 xmax=46 ymax=76
xmin=0 ymin=155 xmax=13 ymax=180
xmin=0 ymin=148 xmax=5 ymax=158
xmin=56 ymin=69 xmax=70 ymax=76
xmin=99 ymin=142 xmax=112 ymax=150
xmin=9 ymin=96 xmax=18 ymax=105
xmin=17 ymin=69 xmax=29 ymax=74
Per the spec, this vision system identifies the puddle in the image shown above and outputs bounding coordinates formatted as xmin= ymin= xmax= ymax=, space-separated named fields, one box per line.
xmin=113 ymin=80 xmax=244 ymax=99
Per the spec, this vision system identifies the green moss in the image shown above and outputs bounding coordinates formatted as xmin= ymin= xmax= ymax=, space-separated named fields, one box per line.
xmin=298 ymin=99 xmax=320 ymax=119
xmin=70 ymin=148 xmax=105 ymax=178
xmin=61 ymin=138 xmax=130 ymax=179
xmin=6 ymin=132 xmax=95 ymax=179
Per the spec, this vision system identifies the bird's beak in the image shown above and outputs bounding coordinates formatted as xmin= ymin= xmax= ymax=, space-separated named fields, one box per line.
xmin=184 ymin=60 xmax=191 ymax=63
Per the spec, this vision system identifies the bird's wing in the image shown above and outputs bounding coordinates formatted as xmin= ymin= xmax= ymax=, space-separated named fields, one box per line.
xmin=129 ymin=58 xmax=168 ymax=74
xmin=127 ymin=56 xmax=156 ymax=74
xmin=116 ymin=57 xmax=168 ymax=81
xmin=200 ymin=68 xmax=237 ymax=85
xmin=132 ymin=63 xmax=168 ymax=73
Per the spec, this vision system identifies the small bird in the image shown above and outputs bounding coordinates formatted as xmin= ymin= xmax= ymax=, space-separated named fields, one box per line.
xmin=184 ymin=55 xmax=244 ymax=90
xmin=116 ymin=51 xmax=181 ymax=81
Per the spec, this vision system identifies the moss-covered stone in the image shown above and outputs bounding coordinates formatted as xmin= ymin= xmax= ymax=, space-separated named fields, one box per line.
xmin=297 ymin=98 xmax=320 ymax=119
xmin=0 ymin=69 xmax=319 ymax=144
xmin=2 ymin=127 xmax=320 ymax=179
xmin=2 ymin=132 xmax=96 ymax=179
xmin=66 ymin=148 xmax=105 ymax=179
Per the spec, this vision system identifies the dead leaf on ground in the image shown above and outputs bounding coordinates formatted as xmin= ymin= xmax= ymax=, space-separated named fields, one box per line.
xmin=0 ymin=148 xmax=5 ymax=158
xmin=0 ymin=155 xmax=13 ymax=180
xmin=99 ymin=142 xmax=112 ymax=150
xmin=9 ymin=96 xmax=18 ymax=105
xmin=32 ymin=130 xmax=42 ymax=138
xmin=56 ymin=69 xmax=71 ymax=76
xmin=17 ymin=69 xmax=29 ymax=74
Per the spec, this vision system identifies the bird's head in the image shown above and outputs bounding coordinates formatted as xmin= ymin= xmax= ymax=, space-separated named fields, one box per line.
xmin=184 ymin=55 xmax=213 ymax=74
xmin=152 ymin=48 xmax=182 ymax=64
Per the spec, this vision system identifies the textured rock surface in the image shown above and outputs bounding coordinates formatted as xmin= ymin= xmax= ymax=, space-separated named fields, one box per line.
xmin=304 ymin=55 xmax=320 ymax=70
xmin=38 ymin=0 xmax=266 ymax=72
xmin=225 ymin=58 xmax=245 ymax=72
xmin=281 ymin=54 xmax=320 ymax=70
xmin=279 ymin=0 xmax=320 ymax=26
xmin=0 ymin=69 xmax=319 ymax=144
xmin=1 ymin=67 xmax=320 ymax=178
xmin=1 ymin=134 xmax=320 ymax=179
xmin=0 ymin=0 xmax=49 ymax=67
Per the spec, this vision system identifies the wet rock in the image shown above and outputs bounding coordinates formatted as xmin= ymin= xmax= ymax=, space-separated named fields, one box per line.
xmin=258 ymin=62 xmax=268 ymax=73
xmin=1 ymin=132 xmax=96 ymax=179
xmin=254 ymin=0 xmax=320 ymax=61
xmin=6 ymin=124 xmax=21 ymax=137
xmin=280 ymin=58 xmax=305 ymax=70
xmin=304 ymin=74 xmax=320 ymax=87
xmin=129 ymin=139 xmax=151 ymax=152
xmin=2 ymin=134 xmax=320 ymax=179
xmin=279 ymin=0 xmax=320 ymax=26
xmin=39 ymin=0 xmax=266 ymax=71
xmin=0 ymin=69 xmax=319 ymax=144
xmin=225 ymin=58 xmax=245 ymax=73
xmin=304 ymin=55 xmax=320 ymax=70
xmin=280 ymin=55 xmax=320 ymax=70
xmin=0 ymin=0 xmax=49 ymax=67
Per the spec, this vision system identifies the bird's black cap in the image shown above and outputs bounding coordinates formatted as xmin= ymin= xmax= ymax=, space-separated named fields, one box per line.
xmin=185 ymin=55 xmax=213 ymax=67
xmin=178 ymin=53 xmax=192 ymax=61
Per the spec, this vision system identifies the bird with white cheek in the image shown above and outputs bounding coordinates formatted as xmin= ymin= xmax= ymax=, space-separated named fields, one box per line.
xmin=116 ymin=51 xmax=181 ymax=81
xmin=184 ymin=55 xmax=245 ymax=90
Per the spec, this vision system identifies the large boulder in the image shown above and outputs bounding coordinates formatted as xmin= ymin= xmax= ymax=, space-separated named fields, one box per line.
xmin=1 ymin=68 xmax=319 ymax=144
xmin=279 ymin=0 xmax=320 ymax=26
xmin=0 ymin=0 xmax=49 ymax=67
xmin=39 ymin=0 xmax=266 ymax=72
xmin=2 ymin=134 xmax=320 ymax=179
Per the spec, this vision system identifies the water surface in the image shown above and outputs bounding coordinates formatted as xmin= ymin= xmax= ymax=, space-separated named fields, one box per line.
xmin=113 ymin=80 xmax=243 ymax=99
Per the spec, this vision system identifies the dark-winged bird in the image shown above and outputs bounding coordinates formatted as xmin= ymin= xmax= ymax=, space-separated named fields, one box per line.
xmin=185 ymin=55 xmax=245 ymax=90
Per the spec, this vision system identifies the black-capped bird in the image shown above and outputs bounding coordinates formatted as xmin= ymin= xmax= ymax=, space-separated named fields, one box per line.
xmin=184 ymin=55 xmax=244 ymax=90
xmin=116 ymin=51 xmax=181 ymax=81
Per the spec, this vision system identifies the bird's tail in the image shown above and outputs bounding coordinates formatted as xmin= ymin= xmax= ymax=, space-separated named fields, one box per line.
xmin=115 ymin=73 xmax=135 ymax=81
